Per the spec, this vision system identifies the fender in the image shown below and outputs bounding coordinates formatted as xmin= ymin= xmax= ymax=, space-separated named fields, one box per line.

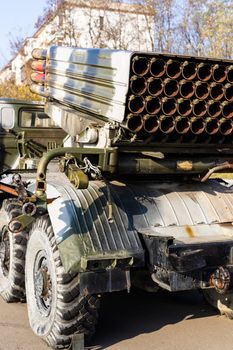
xmin=44 ymin=178 xmax=145 ymax=273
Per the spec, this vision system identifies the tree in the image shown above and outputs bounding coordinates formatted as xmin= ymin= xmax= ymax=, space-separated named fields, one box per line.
xmin=0 ymin=79 xmax=41 ymax=101
xmin=8 ymin=31 xmax=25 ymax=57
xmin=176 ymin=0 xmax=233 ymax=59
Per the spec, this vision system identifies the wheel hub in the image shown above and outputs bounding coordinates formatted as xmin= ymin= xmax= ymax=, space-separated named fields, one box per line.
xmin=34 ymin=253 xmax=52 ymax=316
xmin=210 ymin=266 xmax=230 ymax=294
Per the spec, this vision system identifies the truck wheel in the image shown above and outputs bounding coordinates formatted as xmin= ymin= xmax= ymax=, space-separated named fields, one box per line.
xmin=0 ymin=199 xmax=28 ymax=302
xmin=25 ymin=215 xmax=99 ymax=349
xmin=203 ymin=289 xmax=233 ymax=318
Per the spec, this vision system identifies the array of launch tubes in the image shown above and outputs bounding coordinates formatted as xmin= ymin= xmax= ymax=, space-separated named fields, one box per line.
xmin=30 ymin=48 xmax=233 ymax=143
xmin=125 ymin=55 xmax=233 ymax=142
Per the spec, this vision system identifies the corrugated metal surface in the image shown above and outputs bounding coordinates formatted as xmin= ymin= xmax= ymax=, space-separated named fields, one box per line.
xmin=43 ymin=177 xmax=233 ymax=271
xmin=110 ymin=179 xmax=233 ymax=243
xmin=44 ymin=46 xmax=132 ymax=123
xmin=47 ymin=177 xmax=144 ymax=272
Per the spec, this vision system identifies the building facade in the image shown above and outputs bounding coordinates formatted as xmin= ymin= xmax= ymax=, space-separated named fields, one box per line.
xmin=0 ymin=0 xmax=154 ymax=85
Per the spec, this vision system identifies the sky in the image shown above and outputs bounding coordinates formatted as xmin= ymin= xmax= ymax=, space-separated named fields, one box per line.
xmin=0 ymin=0 xmax=48 ymax=69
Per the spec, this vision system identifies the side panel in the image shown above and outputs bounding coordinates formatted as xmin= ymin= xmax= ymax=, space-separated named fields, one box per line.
xmin=44 ymin=46 xmax=132 ymax=124
xmin=45 ymin=178 xmax=233 ymax=275
xmin=46 ymin=178 xmax=144 ymax=273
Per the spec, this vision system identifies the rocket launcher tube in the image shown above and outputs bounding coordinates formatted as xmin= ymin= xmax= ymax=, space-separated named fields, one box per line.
xmin=32 ymin=48 xmax=47 ymax=60
xmin=177 ymin=98 xmax=192 ymax=117
xmin=194 ymin=81 xmax=209 ymax=100
xmin=197 ymin=63 xmax=212 ymax=81
xmin=219 ymin=118 xmax=233 ymax=135
xmin=210 ymin=83 xmax=224 ymax=101
xmin=150 ymin=58 xmax=166 ymax=77
xmin=205 ymin=117 xmax=219 ymax=135
xmin=159 ymin=115 xmax=175 ymax=134
xmin=124 ymin=114 xmax=143 ymax=133
xmin=30 ymin=72 xmax=45 ymax=84
xmin=192 ymin=99 xmax=207 ymax=117
xmin=181 ymin=61 xmax=197 ymax=80
xmin=30 ymin=83 xmax=46 ymax=96
xmin=130 ymin=76 xmax=147 ymax=95
xmin=128 ymin=95 xmax=145 ymax=114
xmin=179 ymin=80 xmax=195 ymax=99
xmin=222 ymin=101 xmax=233 ymax=119
xmin=145 ymin=96 xmax=161 ymax=115
xmin=143 ymin=115 xmax=159 ymax=133
xmin=224 ymin=84 xmax=233 ymax=102
xmin=174 ymin=116 xmax=190 ymax=134
xmin=31 ymin=60 xmax=46 ymax=72
xmin=190 ymin=117 xmax=205 ymax=135
xmin=161 ymin=97 xmax=177 ymax=116
xmin=166 ymin=59 xmax=181 ymax=79
xmin=227 ymin=66 xmax=233 ymax=83
xmin=163 ymin=78 xmax=179 ymax=97
xmin=132 ymin=56 xmax=150 ymax=76
xmin=207 ymin=100 xmax=222 ymax=118
xmin=212 ymin=64 xmax=227 ymax=83
xmin=147 ymin=77 xmax=163 ymax=97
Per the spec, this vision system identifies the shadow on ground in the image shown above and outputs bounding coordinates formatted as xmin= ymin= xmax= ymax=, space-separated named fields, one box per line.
xmin=90 ymin=288 xmax=217 ymax=349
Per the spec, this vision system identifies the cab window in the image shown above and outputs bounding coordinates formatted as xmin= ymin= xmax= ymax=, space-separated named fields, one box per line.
xmin=0 ymin=107 xmax=15 ymax=129
xmin=19 ymin=110 xmax=59 ymax=128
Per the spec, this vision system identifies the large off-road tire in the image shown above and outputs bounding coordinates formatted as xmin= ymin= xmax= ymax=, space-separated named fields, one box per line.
xmin=25 ymin=215 xmax=99 ymax=349
xmin=0 ymin=198 xmax=28 ymax=302
xmin=203 ymin=289 xmax=233 ymax=318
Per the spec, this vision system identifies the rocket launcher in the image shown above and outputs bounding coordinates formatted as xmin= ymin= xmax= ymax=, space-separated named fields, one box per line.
xmin=30 ymin=46 xmax=233 ymax=148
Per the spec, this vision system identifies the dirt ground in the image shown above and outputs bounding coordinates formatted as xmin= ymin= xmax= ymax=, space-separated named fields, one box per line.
xmin=1 ymin=289 xmax=233 ymax=350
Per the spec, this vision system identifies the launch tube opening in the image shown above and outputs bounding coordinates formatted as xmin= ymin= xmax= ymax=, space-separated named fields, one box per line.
xmin=145 ymin=97 xmax=161 ymax=114
xmin=190 ymin=118 xmax=205 ymax=135
xmin=222 ymin=102 xmax=233 ymax=119
xmin=174 ymin=117 xmax=190 ymax=134
xmin=130 ymin=76 xmax=147 ymax=95
xmin=150 ymin=58 xmax=165 ymax=77
xmin=197 ymin=63 xmax=212 ymax=81
xmin=159 ymin=116 xmax=175 ymax=134
xmin=212 ymin=65 xmax=227 ymax=83
xmin=195 ymin=82 xmax=209 ymax=100
xmin=166 ymin=60 xmax=181 ymax=79
xmin=205 ymin=118 xmax=219 ymax=135
xmin=177 ymin=99 xmax=192 ymax=117
xmin=162 ymin=98 xmax=177 ymax=115
xmin=224 ymin=84 xmax=233 ymax=102
xmin=207 ymin=101 xmax=222 ymax=118
xmin=128 ymin=95 xmax=145 ymax=113
xmin=179 ymin=80 xmax=195 ymax=99
xmin=210 ymin=83 xmax=224 ymax=101
xmin=147 ymin=78 xmax=163 ymax=97
xmin=182 ymin=61 xmax=197 ymax=80
xmin=144 ymin=115 xmax=159 ymax=133
xmin=132 ymin=56 xmax=149 ymax=76
xmin=164 ymin=79 xmax=179 ymax=97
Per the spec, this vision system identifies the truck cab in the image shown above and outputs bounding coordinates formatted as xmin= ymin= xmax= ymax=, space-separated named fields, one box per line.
xmin=0 ymin=98 xmax=66 ymax=171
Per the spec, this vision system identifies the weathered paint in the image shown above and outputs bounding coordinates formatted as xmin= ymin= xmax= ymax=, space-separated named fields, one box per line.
xmin=26 ymin=176 xmax=233 ymax=273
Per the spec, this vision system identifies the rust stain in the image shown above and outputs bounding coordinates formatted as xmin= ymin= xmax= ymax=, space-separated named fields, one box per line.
xmin=185 ymin=226 xmax=195 ymax=238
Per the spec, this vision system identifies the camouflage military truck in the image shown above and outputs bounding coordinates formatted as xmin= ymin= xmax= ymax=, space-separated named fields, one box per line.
xmin=0 ymin=98 xmax=66 ymax=300
xmin=1 ymin=47 xmax=233 ymax=349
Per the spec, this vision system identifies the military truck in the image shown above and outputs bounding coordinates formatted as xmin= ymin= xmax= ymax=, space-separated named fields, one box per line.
xmin=1 ymin=47 xmax=233 ymax=349
xmin=0 ymin=98 xmax=66 ymax=298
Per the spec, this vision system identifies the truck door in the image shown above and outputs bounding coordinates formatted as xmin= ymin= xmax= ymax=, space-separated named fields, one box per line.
xmin=0 ymin=105 xmax=18 ymax=171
